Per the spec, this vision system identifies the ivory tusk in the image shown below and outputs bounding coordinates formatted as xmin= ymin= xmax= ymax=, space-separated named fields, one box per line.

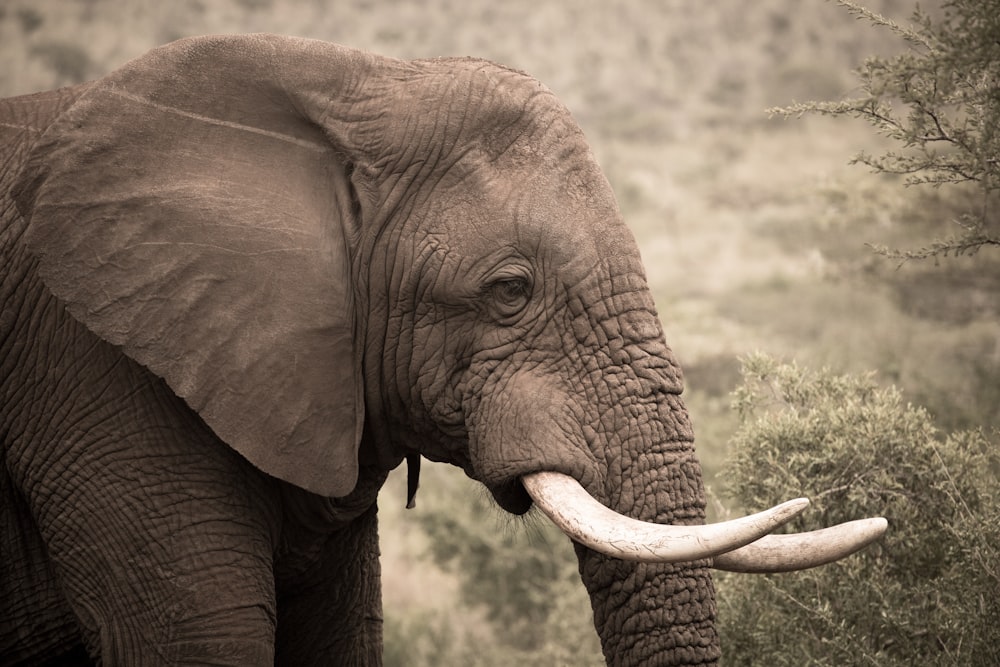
xmin=709 ymin=517 xmax=889 ymax=572
xmin=521 ymin=471 xmax=810 ymax=563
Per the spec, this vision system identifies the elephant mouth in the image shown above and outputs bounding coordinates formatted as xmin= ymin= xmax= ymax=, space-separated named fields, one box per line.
xmin=520 ymin=471 xmax=889 ymax=571
xmin=487 ymin=478 xmax=533 ymax=515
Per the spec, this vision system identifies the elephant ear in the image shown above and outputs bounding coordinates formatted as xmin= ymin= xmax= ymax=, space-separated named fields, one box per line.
xmin=14 ymin=35 xmax=386 ymax=497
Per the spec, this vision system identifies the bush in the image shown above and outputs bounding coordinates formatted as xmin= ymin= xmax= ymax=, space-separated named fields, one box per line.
xmin=716 ymin=353 xmax=1000 ymax=666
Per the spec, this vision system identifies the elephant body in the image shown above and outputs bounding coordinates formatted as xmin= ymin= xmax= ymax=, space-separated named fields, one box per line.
xmin=2 ymin=87 xmax=389 ymax=664
xmin=0 ymin=35 xmax=725 ymax=665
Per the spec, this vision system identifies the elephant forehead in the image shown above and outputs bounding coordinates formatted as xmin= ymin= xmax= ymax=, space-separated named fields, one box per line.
xmin=429 ymin=125 xmax=628 ymax=239
xmin=396 ymin=60 xmax=641 ymax=276
xmin=408 ymin=57 xmax=564 ymax=154
xmin=439 ymin=163 xmax=638 ymax=280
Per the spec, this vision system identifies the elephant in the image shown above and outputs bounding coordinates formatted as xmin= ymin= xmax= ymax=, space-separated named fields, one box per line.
xmin=0 ymin=34 xmax=886 ymax=666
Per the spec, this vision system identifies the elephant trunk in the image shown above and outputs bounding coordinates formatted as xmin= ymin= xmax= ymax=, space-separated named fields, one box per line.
xmin=468 ymin=371 xmax=723 ymax=665
xmin=574 ymin=397 xmax=721 ymax=666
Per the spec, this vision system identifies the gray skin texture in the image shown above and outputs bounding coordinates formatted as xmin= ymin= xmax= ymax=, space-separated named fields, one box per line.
xmin=0 ymin=35 xmax=717 ymax=666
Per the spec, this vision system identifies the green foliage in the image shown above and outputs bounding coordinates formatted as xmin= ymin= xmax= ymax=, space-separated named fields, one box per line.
xmin=383 ymin=613 xmax=466 ymax=667
xmin=413 ymin=491 xmax=603 ymax=664
xmin=771 ymin=0 xmax=1000 ymax=259
xmin=380 ymin=464 xmax=602 ymax=667
xmin=384 ymin=604 xmax=604 ymax=667
xmin=717 ymin=353 xmax=1000 ymax=666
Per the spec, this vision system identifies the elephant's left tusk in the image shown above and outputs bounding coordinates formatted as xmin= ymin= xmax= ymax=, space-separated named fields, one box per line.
xmin=708 ymin=517 xmax=889 ymax=572
xmin=522 ymin=471 xmax=809 ymax=562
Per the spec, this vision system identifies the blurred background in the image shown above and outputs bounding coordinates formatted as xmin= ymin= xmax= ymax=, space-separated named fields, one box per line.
xmin=4 ymin=1 xmax=997 ymax=664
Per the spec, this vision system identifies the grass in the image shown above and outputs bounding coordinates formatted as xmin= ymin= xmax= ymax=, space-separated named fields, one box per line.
xmin=5 ymin=0 xmax=992 ymax=662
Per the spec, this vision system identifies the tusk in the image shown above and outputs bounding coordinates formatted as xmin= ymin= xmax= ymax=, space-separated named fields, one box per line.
xmin=522 ymin=471 xmax=809 ymax=563
xmin=710 ymin=517 xmax=889 ymax=572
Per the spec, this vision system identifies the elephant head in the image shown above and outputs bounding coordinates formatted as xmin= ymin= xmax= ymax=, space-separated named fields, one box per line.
xmin=13 ymin=35 xmax=885 ymax=665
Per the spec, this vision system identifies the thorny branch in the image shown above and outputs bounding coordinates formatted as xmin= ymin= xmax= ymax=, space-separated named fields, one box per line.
xmin=768 ymin=0 xmax=1000 ymax=259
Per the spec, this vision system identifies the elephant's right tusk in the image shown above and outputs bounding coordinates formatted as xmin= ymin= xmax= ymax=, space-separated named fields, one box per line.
xmin=709 ymin=517 xmax=889 ymax=572
xmin=522 ymin=471 xmax=810 ymax=563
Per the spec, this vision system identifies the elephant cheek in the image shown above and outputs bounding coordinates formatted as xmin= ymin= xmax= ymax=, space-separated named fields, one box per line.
xmin=466 ymin=372 xmax=595 ymax=515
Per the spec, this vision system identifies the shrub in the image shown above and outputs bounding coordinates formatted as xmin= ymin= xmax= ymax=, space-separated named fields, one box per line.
xmin=716 ymin=353 xmax=1000 ymax=666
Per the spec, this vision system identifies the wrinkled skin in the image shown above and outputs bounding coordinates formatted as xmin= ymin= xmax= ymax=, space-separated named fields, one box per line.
xmin=1 ymin=36 xmax=718 ymax=665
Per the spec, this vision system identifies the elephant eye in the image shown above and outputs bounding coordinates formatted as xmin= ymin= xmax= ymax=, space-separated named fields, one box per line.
xmin=488 ymin=276 xmax=532 ymax=318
